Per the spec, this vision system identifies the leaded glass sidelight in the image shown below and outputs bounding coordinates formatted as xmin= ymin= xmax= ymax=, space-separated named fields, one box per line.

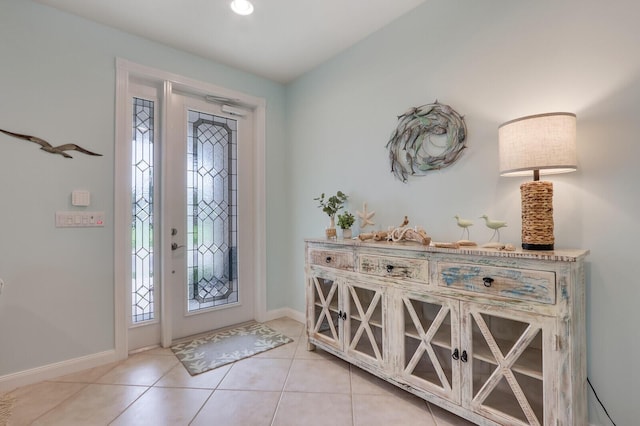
xmin=187 ymin=110 xmax=238 ymax=312
xmin=131 ymin=97 xmax=155 ymax=323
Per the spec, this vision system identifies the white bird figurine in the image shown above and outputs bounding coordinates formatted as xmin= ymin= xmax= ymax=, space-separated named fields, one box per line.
xmin=480 ymin=215 xmax=507 ymax=242
xmin=0 ymin=128 xmax=102 ymax=158
xmin=454 ymin=215 xmax=473 ymax=240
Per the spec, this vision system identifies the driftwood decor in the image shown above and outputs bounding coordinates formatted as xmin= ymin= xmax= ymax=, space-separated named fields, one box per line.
xmin=0 ymin=128 xmax=102 ymax=158
xmin=358 ymin=216 xmax=431 ymax=246
xmin=386 ymin=101 xmax=467 ymax=182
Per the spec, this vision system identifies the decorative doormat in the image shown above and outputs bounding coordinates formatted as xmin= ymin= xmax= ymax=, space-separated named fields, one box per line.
xmin=0 ymin=393 xmax=15 ymax=426
xmin=171 ymin=323 xmax=294 ymax=376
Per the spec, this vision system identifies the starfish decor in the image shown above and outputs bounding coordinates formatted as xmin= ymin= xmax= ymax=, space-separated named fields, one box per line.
xmin=356 ymin=202 xmax=376 ymax=229
xmin=0 ymin=128 xmax=102 ymax=158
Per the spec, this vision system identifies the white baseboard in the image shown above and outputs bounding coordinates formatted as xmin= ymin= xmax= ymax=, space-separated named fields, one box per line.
xmin=0 ymin=349 xmax=122 ymax=392
xmin=264 ymin=307 xmax=305 ymax=324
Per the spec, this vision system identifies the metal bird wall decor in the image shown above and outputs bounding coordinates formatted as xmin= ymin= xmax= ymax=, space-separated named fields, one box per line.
xmin=386 ymin=100 xmax=467 ymax=182
xmin=0 ymin=128 xmax=102 ymax=158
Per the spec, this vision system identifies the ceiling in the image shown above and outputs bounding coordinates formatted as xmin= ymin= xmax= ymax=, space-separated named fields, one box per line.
xmin=35 ymin=0 xmax=426 ymax=83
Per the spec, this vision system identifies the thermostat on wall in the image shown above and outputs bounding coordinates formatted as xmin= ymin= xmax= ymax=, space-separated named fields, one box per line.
xmin=72 ymin=190 xmax=91 ymax=206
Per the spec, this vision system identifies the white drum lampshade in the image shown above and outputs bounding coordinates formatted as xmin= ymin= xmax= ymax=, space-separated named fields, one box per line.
xmin=499 ymin=112 xmax=577 ymax=250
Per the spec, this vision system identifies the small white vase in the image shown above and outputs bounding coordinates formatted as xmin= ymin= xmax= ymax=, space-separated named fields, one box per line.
xmin=325 ymin=216 xmax=337 ymax=239
xmin=341 ymin=228 xmax=352 ymax=239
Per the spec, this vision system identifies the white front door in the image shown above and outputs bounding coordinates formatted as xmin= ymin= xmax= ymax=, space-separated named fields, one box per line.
xmin=118 ymin=61 xmax=264 ymax=354
xmin=166 ymin=92 xmax=255 ymax=340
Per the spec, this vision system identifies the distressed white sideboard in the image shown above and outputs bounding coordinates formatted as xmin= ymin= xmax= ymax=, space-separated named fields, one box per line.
xmin=305 ymin=238 xmax=588 ymax=426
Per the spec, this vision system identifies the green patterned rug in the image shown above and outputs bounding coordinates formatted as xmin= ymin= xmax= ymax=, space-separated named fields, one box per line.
xmin=171 ymin=322 xmax=294 ymax=376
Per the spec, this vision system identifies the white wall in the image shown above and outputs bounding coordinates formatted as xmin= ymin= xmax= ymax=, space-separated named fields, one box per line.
xmin=286 ymin=1 xmax=639 ymax=424
xmin=0 ymin=0 xmax=287 ymax=376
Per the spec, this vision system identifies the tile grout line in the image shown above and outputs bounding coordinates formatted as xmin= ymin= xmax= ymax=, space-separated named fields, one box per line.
xmin=26 ymin=382 xmax=91 ymax=424
xmin=186 ymin=359 xmax=236 ymax=425
xmin=269 ymin=322 xmax=304 ymax=426
xmin=106 ymin=355 xmax=179 ymax=424
xmin=269 ymin=326 xmax=304 ymax=426
xmin=427 ymin=402 xmax=439 ymax=426
xmin=28 ymin=359 xmax=128 ymax=424
xmin=349 ymin=364 xmax=357 ymax=426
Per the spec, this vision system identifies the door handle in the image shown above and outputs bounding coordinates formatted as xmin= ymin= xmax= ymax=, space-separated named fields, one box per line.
xmin=171 ymin=242 xmax=185 ymax=251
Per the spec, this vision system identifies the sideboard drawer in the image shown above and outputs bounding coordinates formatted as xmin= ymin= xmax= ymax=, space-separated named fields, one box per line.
xmin=359 ymin=254 xmax=429 ymax=283
xmin=308 ymin=249 xmax=354 ymax=271
xmin=437 ymin=262 xmax=556 ymax=304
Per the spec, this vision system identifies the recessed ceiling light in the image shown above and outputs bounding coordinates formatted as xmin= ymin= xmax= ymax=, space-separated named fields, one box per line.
xmin=231 ymin=0 xmax=254 ymax=16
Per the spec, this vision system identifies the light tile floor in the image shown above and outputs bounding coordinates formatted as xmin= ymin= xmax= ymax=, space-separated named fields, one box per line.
xmin=2 ymin=318 xmax=475 ymax=425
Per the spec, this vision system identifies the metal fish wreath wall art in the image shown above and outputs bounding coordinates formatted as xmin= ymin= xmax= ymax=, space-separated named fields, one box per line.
xmin=386 ymin=101 xmax=467 ymax=182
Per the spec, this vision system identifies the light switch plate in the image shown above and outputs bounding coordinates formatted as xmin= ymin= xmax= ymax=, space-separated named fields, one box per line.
xmin=56 ymin=211 xmax=105 ymax=228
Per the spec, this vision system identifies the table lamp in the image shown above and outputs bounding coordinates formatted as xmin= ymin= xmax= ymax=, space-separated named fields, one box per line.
xmin=498 ymin=112 xmax=577 ymax=250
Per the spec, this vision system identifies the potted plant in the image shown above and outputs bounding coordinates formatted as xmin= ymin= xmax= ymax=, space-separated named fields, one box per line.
xmin=314 ymin=191 xmax=348 ymax=239
xmin=337 ymin=211 xmax=355 ymax=239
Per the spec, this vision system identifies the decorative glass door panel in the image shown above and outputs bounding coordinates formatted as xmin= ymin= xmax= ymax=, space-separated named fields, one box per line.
xmin=401 ymin=294 xmax=460 ymax=402
xmin=168 ymin=92 xmax=255 ymax=341
xmin=131 ymin=97 xmax=157 ymax=324
xmin=309 ymin=275 xmax=341 ymax=349
xmin=186 ymin=110 xmax=238 ymax=312
xmin=465 ymin=306 xmax=547 ymax=426
xmin=345 ymin=282 xmax=384 ymax=366
xmin=127 ymin=89 xmax=162 ymax=352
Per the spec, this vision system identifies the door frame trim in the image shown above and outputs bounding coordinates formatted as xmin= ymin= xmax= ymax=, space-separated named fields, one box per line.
xmin=115 ymin=58 xmax=267 ymax=357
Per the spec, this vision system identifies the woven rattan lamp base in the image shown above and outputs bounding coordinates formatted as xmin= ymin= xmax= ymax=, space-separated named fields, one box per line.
xmin=520 ymin=181 xmax=554 ymax=250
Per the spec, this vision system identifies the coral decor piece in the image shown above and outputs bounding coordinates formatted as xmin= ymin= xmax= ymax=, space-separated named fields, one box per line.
xmin=0 ymin=128 xmax=102 ymax=158
xmin=387 ymin=101 xmax=467 ymax=182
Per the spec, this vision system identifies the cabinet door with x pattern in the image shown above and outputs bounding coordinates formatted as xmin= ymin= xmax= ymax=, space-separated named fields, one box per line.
xmin=461 ymin=303 xmax=556 ymax=426
xmin=399 ymin=291 xmax=461 ymax=403
xmin=344 ymin=279 xmax=387 ymax=369
xmin=307 ymin=272 xmax=343 ymax=352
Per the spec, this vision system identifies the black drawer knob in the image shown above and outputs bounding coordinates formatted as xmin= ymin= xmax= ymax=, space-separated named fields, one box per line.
xmin=325 ymin=256 xmax=332 ymax=263
xmin=452 ymin=348 xmax=459 ymax=360
xmin=482 ymin=277 xmax=494 ymax=287
xmin=386 ymin=265 xmax=395 ymax=273
xmin=461 ymin=350 xmax=468 ymax=363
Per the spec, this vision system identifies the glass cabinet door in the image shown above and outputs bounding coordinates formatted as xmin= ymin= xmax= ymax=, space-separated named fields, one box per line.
xmin=400 ymin=293 xmax=460 ymax=402
xmin=345 ymin=281 xmax=385 ymax=367
xmin=463 ymin=303 xmax=552 ymax=426
xmin=308 ymin=275 xmax=341 ymax=350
